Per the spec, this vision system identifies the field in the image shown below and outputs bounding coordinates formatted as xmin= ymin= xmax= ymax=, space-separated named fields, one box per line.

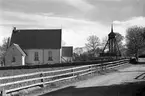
xmin=0 ymin=66 xmax=72 ymax=77
xmin=0 ymin=58 xmax=127 ymax=77
xmin=0 ymin=59 xmax=129 ymax=96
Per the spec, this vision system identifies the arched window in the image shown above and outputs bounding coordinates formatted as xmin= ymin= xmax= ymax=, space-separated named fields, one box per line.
xmin=48 ymin=51 xmax=53 ymax=61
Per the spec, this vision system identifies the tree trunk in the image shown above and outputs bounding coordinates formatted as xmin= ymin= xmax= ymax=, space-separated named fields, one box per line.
xmin=135 ymin=49 xmax=138 ymax=62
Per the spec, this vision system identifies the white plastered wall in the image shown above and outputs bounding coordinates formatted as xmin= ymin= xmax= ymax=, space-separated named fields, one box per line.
xmin=5 ymin=45 xmax=23 ymax=66
xmin=25 ymin=49 xmax=61 ymax=65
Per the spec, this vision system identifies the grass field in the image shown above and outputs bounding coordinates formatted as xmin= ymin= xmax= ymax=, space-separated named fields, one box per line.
xmin=0 ymin=66 xmax=72 ymax=77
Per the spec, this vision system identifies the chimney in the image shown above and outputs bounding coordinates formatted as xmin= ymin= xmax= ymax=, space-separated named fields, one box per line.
xmin=13 ymin=27 xmax=16 ymax=31
xmin=13 ymin=27 xmax=18 ymax=34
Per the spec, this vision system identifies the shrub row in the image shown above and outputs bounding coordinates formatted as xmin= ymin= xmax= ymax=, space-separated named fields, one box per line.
xmin=0 ymin=58 xmax=127 ymax=70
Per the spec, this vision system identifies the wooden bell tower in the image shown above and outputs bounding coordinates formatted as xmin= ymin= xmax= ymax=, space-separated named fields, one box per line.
xmin=100 ymin=24 xmax=121 ymax=58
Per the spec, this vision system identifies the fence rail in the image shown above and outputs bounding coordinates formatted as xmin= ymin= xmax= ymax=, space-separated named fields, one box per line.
xmin=0 ymin=59 xmax=129 ymax=96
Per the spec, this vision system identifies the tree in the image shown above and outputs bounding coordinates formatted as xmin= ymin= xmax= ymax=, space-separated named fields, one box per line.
xmin=115 ymin=32 xmax=124 ymax=48
xmin=74 ymin=47 xmax=84 ymax=55
xmin=0 ymin=37 xmax=9 ymax=66
xmin=85 ymin=35 xmax=100 ymax=57
xmin=73 ymin=47 xmax=85 ymax=61
xmin=101 ymin=36 xmax=108 ymax=48
xmin=115 ymin=32 xmax=126 ymax=56
xmin=141 ymin=27 xmax=145 ymax=40
xmin=126 ymin=26 xmax=145 ymax=59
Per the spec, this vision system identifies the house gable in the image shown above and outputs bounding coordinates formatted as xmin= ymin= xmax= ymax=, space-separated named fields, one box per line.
xmin=5 ymin=43 xmax=26 ymax=66
xmin=6 ymin=43 xmax=26 ymax=56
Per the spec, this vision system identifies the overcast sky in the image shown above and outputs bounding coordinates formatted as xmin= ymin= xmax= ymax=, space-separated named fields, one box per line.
xmin=0 ymin=0 xmax=145 ymax=48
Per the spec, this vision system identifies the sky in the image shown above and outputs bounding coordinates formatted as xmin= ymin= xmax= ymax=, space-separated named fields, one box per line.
xmin=0 ymin=0 xmax=145 ymax=48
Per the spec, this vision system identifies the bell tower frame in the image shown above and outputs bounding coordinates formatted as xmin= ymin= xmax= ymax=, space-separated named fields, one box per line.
xmin=100 ymin=24 xmax=121 ymax=58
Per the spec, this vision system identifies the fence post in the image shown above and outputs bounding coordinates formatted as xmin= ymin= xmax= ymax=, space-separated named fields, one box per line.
xmin=89 ymin=66 xmax=91 ymax=75
xmin=90 ymin=65 xmax=93 ymax=75
xmin=40 ymin=73 xmax=45 ymax=87
xmin=95 ymin=64 xmax=97 ymax=72
xmin=0 ymin=89 xmax=6 ymax=96
xmin=104 ymin=63 xmax=107 ymax=70
xmin=71 ymin=68 xmax=74 ymax=76
xmin=102 ymin=62 xmax=105 ymax=71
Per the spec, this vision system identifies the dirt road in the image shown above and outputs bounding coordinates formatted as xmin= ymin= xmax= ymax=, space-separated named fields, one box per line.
xmin=40 ymin=64 xmax=145 ymax=96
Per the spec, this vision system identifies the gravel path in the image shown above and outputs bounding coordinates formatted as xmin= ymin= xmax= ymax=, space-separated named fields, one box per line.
xmin=40 ymin=64 xmax=145 ymax=96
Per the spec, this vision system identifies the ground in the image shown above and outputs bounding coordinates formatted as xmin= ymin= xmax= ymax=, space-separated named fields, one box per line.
xmin=39 ymin=64 xmax=145 ymax=96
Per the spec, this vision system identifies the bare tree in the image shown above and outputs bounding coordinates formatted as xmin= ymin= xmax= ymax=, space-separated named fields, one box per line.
xmin=85 ymin=35 xmax=100 ymax=57
xmin=0 ymin=37 xmax=10 ymax=66
xmin=126 ymin=26 xmax=145 ymax=59
xmin=73 ymin=47 xmax=84 ymax=61
xmin=101 ymin=36 xmax=108 ymax=47
xmin=74 ymin=47 xmax=84 ymax=56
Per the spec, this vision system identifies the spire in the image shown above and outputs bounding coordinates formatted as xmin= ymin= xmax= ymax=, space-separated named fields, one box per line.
xmin=111 ymin=23 xmax=113 ymax=33
xmin=108 ymin=22 xmax=116 ymax=39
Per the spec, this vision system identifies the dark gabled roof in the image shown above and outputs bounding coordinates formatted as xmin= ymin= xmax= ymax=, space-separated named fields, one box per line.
xmin=12 ymin=43 xmax=26 ymax=56
xmin=10 ymin=29 xmax=62 ymax=49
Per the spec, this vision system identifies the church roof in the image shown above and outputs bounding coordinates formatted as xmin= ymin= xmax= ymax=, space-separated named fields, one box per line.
xmin=10 ymin=28 xmax=62 ymax=49
xmin=13 ymin=43 xmax=26 ymax=56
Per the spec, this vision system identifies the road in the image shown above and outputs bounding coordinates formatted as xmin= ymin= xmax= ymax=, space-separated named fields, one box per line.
xmin=40 ymin=64 xmax=145 ymax=96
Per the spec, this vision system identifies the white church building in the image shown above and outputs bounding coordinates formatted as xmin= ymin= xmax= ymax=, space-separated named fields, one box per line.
xmin=5 ymin=28 xmax=72 ymax=66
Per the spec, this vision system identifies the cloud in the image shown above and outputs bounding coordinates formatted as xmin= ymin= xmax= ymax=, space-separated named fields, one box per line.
xmin=0 ymin=0 xmax=94 ymax=20
xmin=1 ymin=9 xmax=145 ymax=47
xmin=97 ymin=0 xmax=122 ymax=1
xmin=63 ymin=0 xmax=94 ymax=12
xmin=0 ymin=0 xmax=80 ymax=17
xmin=0 ymin=26 xmax=12 ymax=45
xmin=0 ymin=10 xmax=109 ymax=47
xmin=1 ymin=0 xmax=144 ymax=24
xmin=113 ymin=16 xmax=145 ymax=37
xmin=113 ymin=16 xmax=145 ymax=27
xmin=84 ymin=0 xmax=145 ymax=23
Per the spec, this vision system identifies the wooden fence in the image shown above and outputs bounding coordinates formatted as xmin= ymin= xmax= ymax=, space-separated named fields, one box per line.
xmin=0 ymin=59 xmax=129 ymax=96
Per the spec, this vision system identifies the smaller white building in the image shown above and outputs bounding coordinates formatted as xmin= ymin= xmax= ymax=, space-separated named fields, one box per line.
xmin=61 ymin=46 xmax=73 ymax=63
